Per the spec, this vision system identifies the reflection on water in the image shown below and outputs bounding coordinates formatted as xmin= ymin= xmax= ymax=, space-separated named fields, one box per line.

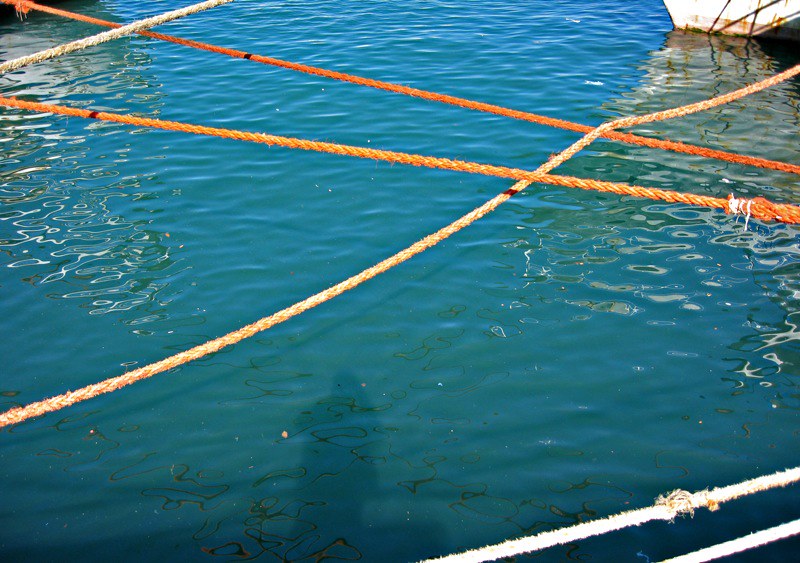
xmin=1 ymin=3 xmax=799 ymax=562
xmin=526 ymin=30 xmax=800 ymax=417
xmin=0 ymin=5 xmax=187 ymax=324
xmin=595 ymin=30 xmax=800 ymax=201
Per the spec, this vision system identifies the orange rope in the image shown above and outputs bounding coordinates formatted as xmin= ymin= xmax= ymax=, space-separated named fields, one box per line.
xmin=1 ymin=95 xmax=797 ymax=224
xmin=0 ymin=180 xmax=527 ymax=428
xmin=5 ymin=0 xmax=800 ymax=177
xmin=0 ymin=93 xmax=799 ymax=429
xmin=536 ymin=63 xmax=800 ymax=174
xmin=1 ymin=8 xmax=799 ymax=428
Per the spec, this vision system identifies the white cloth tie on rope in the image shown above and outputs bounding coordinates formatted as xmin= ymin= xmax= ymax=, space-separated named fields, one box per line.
xmin=727 ymin=193 xmax=753 ymax=229
xmin=0 ymin=0 xmax=234 ymax=75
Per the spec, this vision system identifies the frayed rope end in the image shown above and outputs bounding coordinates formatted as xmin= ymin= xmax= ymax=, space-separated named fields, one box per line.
xmin=656 ymin=488 xmax=720 ymax=521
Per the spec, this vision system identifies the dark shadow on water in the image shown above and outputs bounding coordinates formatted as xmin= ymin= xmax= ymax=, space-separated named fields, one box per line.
xmin=205 ymin=371 xmax=446 ymax=561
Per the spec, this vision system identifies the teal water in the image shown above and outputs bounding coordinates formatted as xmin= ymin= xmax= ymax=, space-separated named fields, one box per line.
xmin=1 ymin=0 xmax=799 ymax=560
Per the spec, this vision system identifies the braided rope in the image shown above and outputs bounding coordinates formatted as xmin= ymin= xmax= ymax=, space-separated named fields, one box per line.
xmin=0 ymin=96 xmax=797 ymax=224
xmin=1 ymin=15 xmax=799 ymax=426
xmin=4 ymin=0 xmax=800 ymax=176
xmin=536 ymin=62 xmax=800 ymax=175
xmin=0 ymin=176 xmax=534 ymax=428
xmin=659 ymin=519 xmax=800 ymax=562
xmin=0 ymin=103 xmax=798 ymax=428
xmin=2 ymin=8 xmax=798 ymax=562
xmin=0 ymin=0 xmax=234 ymax=74
xmin=421 ymin=467 xmax=800 ymax=562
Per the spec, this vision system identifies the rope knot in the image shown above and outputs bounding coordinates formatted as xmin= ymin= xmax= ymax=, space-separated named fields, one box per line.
xmin=656 ymin=488 xmax=722 ymax=519
xmin=727 ymin=193 xmax=755 ymax=229
xmin=727 ymin=193 xmax=751 ymax=215
xmin=727 ymin=194 xmax=785 ymax=227
xmin=656 ymin=489 xmax=698 ymax=517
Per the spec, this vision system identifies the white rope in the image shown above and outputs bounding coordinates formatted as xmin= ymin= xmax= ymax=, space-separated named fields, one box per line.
xmin=658 ymin=518 xmax=800 ymax=562
xmin=420 ymin=466 xmax=800 ymax=562
xmin=0 ymin=0 xmax=234 ymax=75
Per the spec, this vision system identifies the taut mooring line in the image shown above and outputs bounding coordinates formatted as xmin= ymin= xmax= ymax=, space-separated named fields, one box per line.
xmin=0 ymin=0 xmax=234 ymax=74
xmin=5 ymin=0 xmax=800 ymax=176
xmin=421 ymin=467 xmax=800 ymax=562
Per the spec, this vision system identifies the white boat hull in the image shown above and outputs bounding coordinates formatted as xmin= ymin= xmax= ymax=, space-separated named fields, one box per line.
xmin=663 ymin=0 xmax=800 ymax=41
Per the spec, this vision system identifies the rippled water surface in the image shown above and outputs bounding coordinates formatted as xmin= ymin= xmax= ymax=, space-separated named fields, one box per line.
xmin=1 ymin=0 xmax=799 ymax=560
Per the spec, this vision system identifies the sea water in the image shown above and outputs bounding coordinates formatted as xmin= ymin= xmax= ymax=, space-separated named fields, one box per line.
xmin=1 ymin=0 xmax=799 ymax=560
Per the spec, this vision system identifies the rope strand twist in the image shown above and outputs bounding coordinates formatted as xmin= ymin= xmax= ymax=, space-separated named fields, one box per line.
xmin=421 ymin=466 xmax=800 ymax=562
xmin=0 ymin=6 xmax=798 ymax=429
xmin=4 ymin=0 xmax=800 ymax=176
xmin=0 ymin=0 xmax=234 ymax=75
